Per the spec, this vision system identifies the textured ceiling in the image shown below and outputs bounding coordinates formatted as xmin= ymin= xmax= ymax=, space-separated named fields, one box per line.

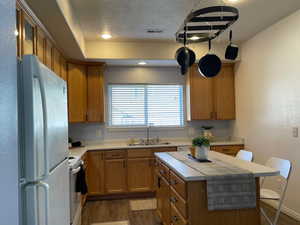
xmin=71 ymin=0 xmax=300 ymax=42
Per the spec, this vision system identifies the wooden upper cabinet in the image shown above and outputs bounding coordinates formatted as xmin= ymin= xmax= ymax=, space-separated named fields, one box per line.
xmin=60 ymin=57 xmax=67 ymax=81
xmin=36 ymin=27 xmax=45 ymax=64
xmin=52 ymin=47 xmax=61 ymax=77
xmin=104 ymin=159 xmax=127 ymax=194
xmin=187 ymin=64 xmax=235 ymax=120
xmin=22 ymin=13 xmax=36 ymax=56
xmin=188 ymin=65 xmax=214 ymax=120
xmin=87 ymin=65 xmax=105 ymax=122
xmin=214 ymin=64 xmax=235 ymax=120
xmin=67 ymin=63 xmax=87 ymax=122
xmin=45 ymin=38 xmax=53 ymax=69
xmin=127 ymin=158 xmax=154 ymax=192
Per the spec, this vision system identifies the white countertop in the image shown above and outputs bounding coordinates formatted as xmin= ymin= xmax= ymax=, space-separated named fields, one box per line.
xmin=155 ymin=151 xmax=279 ymax=181
xmin=69 ymin=139 xmax=244 ymax=159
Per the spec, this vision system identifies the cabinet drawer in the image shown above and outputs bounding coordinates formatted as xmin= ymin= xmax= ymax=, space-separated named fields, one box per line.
xmin=128 ymin=149 xmax=153 ymax=158
xmin=104 ymin=150 xmax=126 ymax=159
xmin=170 ymin=171 xmax=186 ymax=199
xmin=170 ymin=204 xmax=187 ymax=225
xmin=158 ymin=162 xmax=170 ymax=182
xmin=170 ymin=187 xmax=188 ymax=218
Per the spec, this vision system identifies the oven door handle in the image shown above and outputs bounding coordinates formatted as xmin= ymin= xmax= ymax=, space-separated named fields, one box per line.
xmin=71 ymin=166 xmax=81 ymax=175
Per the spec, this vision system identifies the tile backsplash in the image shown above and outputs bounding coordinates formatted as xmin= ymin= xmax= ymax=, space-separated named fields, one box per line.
xmin=68 ymin=120 xmax=233 ymax=145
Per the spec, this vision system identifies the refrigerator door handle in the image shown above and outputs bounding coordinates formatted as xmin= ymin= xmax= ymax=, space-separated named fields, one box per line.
xmin=24 ymin=181 xmax=50 ymax=225
xmin=37 ymin=74 xmax=49 ymax=180
xmin=37 ymin=181 xmax=50 ymax=225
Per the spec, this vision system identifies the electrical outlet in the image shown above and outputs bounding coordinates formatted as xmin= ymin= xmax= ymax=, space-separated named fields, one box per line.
xmin=96 ymin=129 xmax=102 ymax=137
xmin=292 ymin=127 xmax=298 ymax=138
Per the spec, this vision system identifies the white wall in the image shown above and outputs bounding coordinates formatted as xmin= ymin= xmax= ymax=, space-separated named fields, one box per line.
xmin=232 ymin=9 xmax=300 ymax=217
xmin=69 ymin=66 xmax=233 ymax=144
xmin=0 ymin=0 xmax=20 ymax=224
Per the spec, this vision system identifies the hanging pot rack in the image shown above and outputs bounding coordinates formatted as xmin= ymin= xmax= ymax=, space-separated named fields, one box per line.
xmin=175 ymin=6 xmax=239 ymax=44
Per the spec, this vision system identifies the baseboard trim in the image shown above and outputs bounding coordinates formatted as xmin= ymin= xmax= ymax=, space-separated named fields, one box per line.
xmin=262 ymin=199 xmax=300 ymax=222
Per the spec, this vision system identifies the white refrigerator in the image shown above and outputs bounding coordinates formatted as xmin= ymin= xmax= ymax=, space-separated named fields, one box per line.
xmin=18 ymin=55 xmax=70 ymax=225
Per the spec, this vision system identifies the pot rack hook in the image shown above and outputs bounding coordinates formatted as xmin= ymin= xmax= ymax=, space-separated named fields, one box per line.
xmin=184 ymin=25 xmax=187 ymax=46
xmin=229 ymin=29 xmax=233 ymax=43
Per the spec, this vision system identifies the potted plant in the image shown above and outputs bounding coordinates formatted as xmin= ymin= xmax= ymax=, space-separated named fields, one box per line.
xmin=192 ymin=136 xmax=210 ymax=160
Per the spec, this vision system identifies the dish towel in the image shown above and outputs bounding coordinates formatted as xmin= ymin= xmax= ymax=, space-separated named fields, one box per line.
xmin=206 ymin=173 xmax=256 ymax=211
xmin=76 ymin=165 xmax=88 ymax=195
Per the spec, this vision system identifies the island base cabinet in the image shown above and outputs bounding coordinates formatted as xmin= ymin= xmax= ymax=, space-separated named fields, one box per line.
xmin=156 ymin=175 xmax=170 ymax=225
xmin=155 ymin=159 xmax=262 ymax=225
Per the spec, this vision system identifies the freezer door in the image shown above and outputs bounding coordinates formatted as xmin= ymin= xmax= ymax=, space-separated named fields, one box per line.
xmin=20 ymin=55 xmax=68 ymax=181
xmin=22 ymin=159 xmax=70 ymax=225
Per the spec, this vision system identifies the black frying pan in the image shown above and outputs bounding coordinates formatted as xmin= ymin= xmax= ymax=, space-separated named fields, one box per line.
xmin=198 ymin=39 xmax=221 ymax=78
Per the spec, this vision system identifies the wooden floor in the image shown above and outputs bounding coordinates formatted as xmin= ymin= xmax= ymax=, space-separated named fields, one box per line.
xmin=82 ymin=199 xmax=299 ymax=225
xmin=82 ymin=199 xmax=161 ymax=225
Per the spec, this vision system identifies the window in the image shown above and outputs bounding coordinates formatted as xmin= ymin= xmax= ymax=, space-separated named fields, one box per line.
xmin=108 ymin=84 xmax=184 ymax=127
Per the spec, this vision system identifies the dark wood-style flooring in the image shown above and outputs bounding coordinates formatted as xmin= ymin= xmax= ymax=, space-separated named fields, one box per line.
xmin=82 ymin=199 xmax=299 ymax=225
xmin=82 ymin=199 xmax=161 ymax=225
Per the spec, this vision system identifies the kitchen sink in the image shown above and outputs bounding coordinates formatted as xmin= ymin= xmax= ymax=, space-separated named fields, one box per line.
xmin=128 ymin=142 xmax=171 ymax=146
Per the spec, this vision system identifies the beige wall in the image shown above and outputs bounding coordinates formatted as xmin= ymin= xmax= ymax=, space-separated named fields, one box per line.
xmin=69 ymin=66 xmax=233 ymax=143
xmin=232 ymin=9 xmax=300 ymax=217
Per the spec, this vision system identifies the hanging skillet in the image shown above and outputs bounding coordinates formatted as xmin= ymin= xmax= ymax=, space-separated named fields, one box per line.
xmin=225 ymin=30 xmax=239 ymax=60
xmin=198 ymin=39 xmax=221 ymax=78
xmin=175 ymin=26 xmax=196 ymax=75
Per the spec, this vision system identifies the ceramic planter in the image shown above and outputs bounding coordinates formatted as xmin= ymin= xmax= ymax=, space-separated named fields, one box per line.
xmin=195 ymin=146 xmax=209 ymax=160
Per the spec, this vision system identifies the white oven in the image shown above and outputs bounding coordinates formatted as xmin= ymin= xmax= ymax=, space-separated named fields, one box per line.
xmin=68 ymin=156 xmax=83 ymax=225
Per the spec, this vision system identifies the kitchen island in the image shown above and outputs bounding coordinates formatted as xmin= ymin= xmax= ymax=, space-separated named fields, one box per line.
xmin=154 ymin=151 xmax=279 ymax=225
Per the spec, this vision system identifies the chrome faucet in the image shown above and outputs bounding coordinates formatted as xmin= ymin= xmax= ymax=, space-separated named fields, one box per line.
xmin=146 ymin=123 xmax=154 ymax=145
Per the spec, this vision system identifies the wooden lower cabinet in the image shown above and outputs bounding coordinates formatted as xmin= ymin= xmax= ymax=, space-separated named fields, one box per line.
xmin=127 ymin=158 xmax=154 ymax=192
xmin=104 ymin=158 xmax=127 ymax=194
xmin=87 ymin=151 xmax=104 ymax=195
xmin=210 ymin=145 xmax=244 ymax=156
xmin=85 ymin=147 xmax=177 ymax=198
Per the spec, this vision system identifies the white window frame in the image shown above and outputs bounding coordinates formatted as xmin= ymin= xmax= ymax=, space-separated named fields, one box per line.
xmin=107 ymin=84 xmax=185 ymax=128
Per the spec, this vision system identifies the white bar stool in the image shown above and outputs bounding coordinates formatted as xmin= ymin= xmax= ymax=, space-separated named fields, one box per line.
xmin=235 ymin=150 xmax=253 ymax=162
xmin=260 ymin=157 xmax=292 ymax=225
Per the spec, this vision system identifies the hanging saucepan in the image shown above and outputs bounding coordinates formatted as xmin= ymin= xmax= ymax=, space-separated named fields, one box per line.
xmin=225 ymin=30 xmax=239 ymax=60
xmin=175 ymin=26 xmax=196 ymax=75
xmin=198 ymin=39 xmax=221 ymax=78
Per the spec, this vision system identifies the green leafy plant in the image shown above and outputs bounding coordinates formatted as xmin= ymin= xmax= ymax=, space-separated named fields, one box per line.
xmin=192 ymin=136 xmax=210 ymax=147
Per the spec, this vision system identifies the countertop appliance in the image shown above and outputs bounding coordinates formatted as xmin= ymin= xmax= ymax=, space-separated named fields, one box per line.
xmin=18 ymin=55 xmax=70 ymax=225
xmin=68 ymin=156 xmax=83 ymax=225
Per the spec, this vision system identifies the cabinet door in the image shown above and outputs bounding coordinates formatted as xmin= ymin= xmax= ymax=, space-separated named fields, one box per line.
xmin=22 ymin=13 xmax=36 ymax=56
xmin=45 ymin=38 xmax=53 ymax=69
xmin=214 ymin=64 xmax=235 ymax=120
xmin=189 ymin=65 xmax=214 ymax=120
xmin=36 ymin=27 xmax=45 ymax=64
xmin=87 ymin=65 xmax=105 ymax=122
xmin=60 ymin=57 xmax=67 ymax=81
xmin=127 ymin=158 xmax=153 ymax=192
xmin=52 ymin=47 xmax=61 ymax=77
xmin=67 ymin=63 xmax=87 ymax=122
xmin=87 ymin=152 xmax=104 ymax=195
xmin=104 ymin=159 xmax=127 ymax=194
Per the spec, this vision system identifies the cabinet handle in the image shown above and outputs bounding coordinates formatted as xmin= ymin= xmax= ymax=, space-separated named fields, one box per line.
xmin=170 ymin=196 xmax=177 ymax=203
xmin=172 ymin=216 xmax=178 ymax=222
xmin=123 ymin=160 xmax=126 ymax=168
xmin=158 ymin=177 xmax=161 ymax=188
xmin=159 ymin=169 xmax=165 ymax=175
xmin=214 ymin=111 xmax=218 ymax=119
